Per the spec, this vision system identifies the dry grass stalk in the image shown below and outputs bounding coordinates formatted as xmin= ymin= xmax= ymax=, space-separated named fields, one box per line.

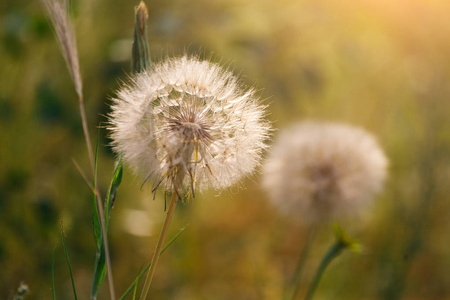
xmin=41 ymin=0 xmax=116 ymax=298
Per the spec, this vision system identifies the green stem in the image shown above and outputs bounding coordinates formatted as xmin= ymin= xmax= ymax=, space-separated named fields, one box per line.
xmin=304 ymin=240 xmax=346 ymax=300
xmin=285 ymin=225 xmax=316 ymax=300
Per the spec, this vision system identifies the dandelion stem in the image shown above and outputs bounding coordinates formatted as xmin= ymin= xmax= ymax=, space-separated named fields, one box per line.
xmin=304 ymin=239 xmax=346 ymax=300
xmin=286 ymin=225 xmax=316 ymax=300
xmin=140 ymin=192 xmax=179 ymax=299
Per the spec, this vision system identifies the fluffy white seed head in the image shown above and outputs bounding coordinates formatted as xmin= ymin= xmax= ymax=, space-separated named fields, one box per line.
xmin=109 ymin=56 xmax=270 ymax=196
xmin=262 ymin=121 xmax=388 ymax=223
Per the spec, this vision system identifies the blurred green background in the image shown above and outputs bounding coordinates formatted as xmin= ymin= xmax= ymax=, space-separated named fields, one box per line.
xmin=2 ymin=0 xmax=450 ymax=299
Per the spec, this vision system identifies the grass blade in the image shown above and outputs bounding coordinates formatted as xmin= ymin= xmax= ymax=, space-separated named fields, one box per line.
xmin=132 ymin=282 xmax=138 ymax=300
xmin=92 ymin=139 xmax=101 ymax=251
xmin=119 ymin=225 xmax=188 ymax=300
xmin=91 ymin=137 xmax=104 ymax=299
xmin=60 ymin=221 xmax=78 ymax=300
xmin=52 ymin=246 xmax=57 ymax=300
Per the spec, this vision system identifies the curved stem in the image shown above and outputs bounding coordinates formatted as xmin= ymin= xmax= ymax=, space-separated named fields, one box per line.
xmin=304 ymin=240 xmax=346 ymax=300
xmin=140 ymin=193 xmax=179 ymax=299
xmin=285 ymin=225 xmax=316 ymax=300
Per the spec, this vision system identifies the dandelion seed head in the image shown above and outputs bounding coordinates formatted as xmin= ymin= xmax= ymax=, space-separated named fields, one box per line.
xmin=263 ymin=121 xmax=388 ymax=222
xmin=109 ymin=56 xmax=270 ymax=196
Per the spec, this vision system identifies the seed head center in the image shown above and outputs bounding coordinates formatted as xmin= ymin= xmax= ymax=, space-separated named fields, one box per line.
xmin=182 ymin=122 xmax=201 ymax=130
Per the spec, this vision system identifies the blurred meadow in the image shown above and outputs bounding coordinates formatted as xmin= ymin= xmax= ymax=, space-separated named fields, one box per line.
xmin=2 ymin=0 xmax=450 ymax=299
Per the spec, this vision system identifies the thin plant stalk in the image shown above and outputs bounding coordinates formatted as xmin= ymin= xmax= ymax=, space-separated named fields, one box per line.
xmin=60 ymin=222 xmax=78 ymax=300
xmin=52 ymin=247 xmax=57 ymax=300
xmin=382 ymin=100 xmax=439 ymax=300
xmin=73 ymin=35 xmax=116 ymax=300
xmin=78 ymin=96 xmax=95 ymax=176
xmin=40 ymin=0 xmax=116 ymax=297
xmin=285 ymin=224 xmax=316 ymax=300
xmin=140 ymin=193 xmax=179 ymax=299
xmin=304 ymin=240 xmax=346 ymax=300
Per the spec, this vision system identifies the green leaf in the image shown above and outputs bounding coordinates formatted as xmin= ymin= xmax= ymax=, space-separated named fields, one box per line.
xmin=60 ymin=222 xmax=78 ymax=300
xmin=131 ymin=1 xmax=151 ymax=73
xmin=91 ymin=243 xmax=106 ymax=299
xmin=119 ymin=225 xmax=188 ymax=300
xmin=105 ymin=157 xmax=123 ymax=229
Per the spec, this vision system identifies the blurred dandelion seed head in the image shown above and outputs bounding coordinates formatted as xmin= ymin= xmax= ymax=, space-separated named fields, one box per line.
xmin=109 ymin=56 xmax=270 ymax=196
xmin=262 ymin=121 xmax=388 ymax=222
